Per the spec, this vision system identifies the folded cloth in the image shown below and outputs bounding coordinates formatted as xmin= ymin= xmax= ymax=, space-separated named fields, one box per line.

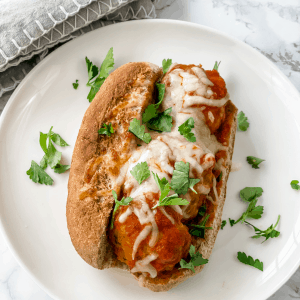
xmin=0 ymin=0 xmax=156 ymax=105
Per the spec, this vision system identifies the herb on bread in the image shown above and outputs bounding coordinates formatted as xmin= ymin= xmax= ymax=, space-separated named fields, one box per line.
xmin=170 ymin=161 xmax=200 ymax=195
xmin=189 ymin=214 xmax=213 ymax=238
xmin=72 ymin=80 xmax=79 ymax=89
xmin=291 ymin=180 xmax=300 ymax=190
xmin=237 ymin=111 xmax=249 ymax=131
xmin=198 ymin=205 xmax=207 ymax=217
xmin=216 ymin=171 xmax=223 ymax=182
xmin=247 ymin=156 xmax=265 ymax=169
xmin=111 ymin=190 xmax=133 ymax=229
xmin=128 ymin=118 xmax=152 ymax=144
xmin=26 ymin=161 xmax=54 ymax=185
xmin=98 ymin=123 xmax=114 ymax=137
xmin=146 ymin=107 xmax=173 ymax=132
xmin=162 ymin=58 xmax=172 ymax=74
xmin=178 ymin=117 xmax=196 ymax=142
xmin=86 ymin=47 xmax=114 ymax=102
xmin=245 ymin=215 xmax=281 ymax=243
xmin=130 ymin=162 xmax=150 ymax=184
xmin=221 ymin=220 xmax=227 ymax=229
xmin=213 ymin=61 xmax=221 ymax=71
xmin=152 ymin=172 xmax=188 ymax=209
xmin=237 ymin=252 xmax=263 ymax=271
xmin=180 ymin=245 xmax=208 ymax=273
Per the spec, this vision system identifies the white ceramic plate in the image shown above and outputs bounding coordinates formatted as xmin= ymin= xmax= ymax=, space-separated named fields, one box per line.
xmin=1 ymin=20 xmax=300 ymax=300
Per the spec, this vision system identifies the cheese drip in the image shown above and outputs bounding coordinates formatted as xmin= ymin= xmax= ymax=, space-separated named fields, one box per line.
xmin=116 ymin=65 xmax=228 ymax=278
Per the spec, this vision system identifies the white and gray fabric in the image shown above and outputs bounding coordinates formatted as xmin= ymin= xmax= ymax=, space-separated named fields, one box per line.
xmin=0 ymin=0 xmax=157 ymax=110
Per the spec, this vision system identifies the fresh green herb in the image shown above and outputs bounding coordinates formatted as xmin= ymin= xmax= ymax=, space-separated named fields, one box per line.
xmin=170 ymin=161 xmax=200 ymax=195
xmin=221 ymin=220 xmax=227 ymax=230
xmin=245 ymin=215 xmax=281 ymax=243
xmin=110 ymin=190 xmax=133 ymax=229
xmin=39 ymin=127 xmax=70 ymax=170
xmin=130 ymin=162 xmax=151 ymax=184
xmin=86 ymin=47 xmax=114 ymax=102
xmin=26 ymin=161 xmax=54 ymax=185
xmin=53 ymin=164 xmax=71 ymax=174
xmin=237 ymin=252 xmax=263 ymax=271
xmin=291 ymin=180 xmax=300 ymax=190
xmin=237 ymin=111 xmax=249 ymax=131
xmin=235 ymin=198 xmax=264 ymax=224
xmin=240 ymin=187 xmax=263 ymax=202
xmin=72 ymin=79 xmax=79 ymax=89
xmin=216 ymin=171 xmax=223 ymax=183
xmin=152 ymin=172 xmax=188 ymax=209
xmin=162 ymin=58 xmax=172 ymax=74
xmin=128 ymin=118 xmax=152 ymax=144
xmin=180 ymin=245 xmax=208 ymax=273
xmin=98 ymin=123 xmax=114 ymax=137
xmin=146 ymin=107 xmax=173 ymax=132
xmin=189 ymin=214 xmax=213 ymax=238
xmin=178 ymin=118 xmax=196 ymax=142
xmin=198 ymin=205 xmax=207 ymax=217
xmin=247 ymin=156 xmax=265 ymax=169
xmin=137 ymin=144 xmax=142 ymax=147
xmin=213 ymin=61 xmax=221 ymax=71
xmin=142 ymin=83 xmax=166 ymax=123
xmin=229 ymin=218 xmax=236 ymax=227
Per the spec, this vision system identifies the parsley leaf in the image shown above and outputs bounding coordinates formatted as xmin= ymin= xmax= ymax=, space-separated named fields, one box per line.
xmin=237 ymin=252 xmax=263 ymax=271
xmin=110 ymin=190 xmax=133 ymax=229
xmin=26 ymin=160 xmax=53 ymax=185
xmin=146 ymin=107 xmax=173 ymax=132
xmin=291 ymin=180 xmax=300 ymax=190
xmin=240 ymin=187 xmax=263 ymax=202
xmin=247 ymin=156 xmax=265 ymax=169
xmin=229 ymin=218 xmax=236 ymax=227
xmin=86 ymin=47 xmax=114 ymax=102
xmin=189 ymin=214 xmax=212 ymax=238
xmin=54 ymin=164 xmax=71 ymax=174
xmin=152 ymin=172 xmax=188 ymax=209
xmin=221 ymin=220 xmax=227 ymax=230
xmin=72 ymin=79 xmax=79 ymax=90
xmin=237 ymin=111 xmax=249 ymax=131
xmin=178 ymin=118 xmax=196 ymax=142
xmin=130 ymin=162 xmax=150 ymax=184
xmin=216 ymin=171 xmax=223 ymax=182
xmin=170 ymin=161 xmax=200 ymax=195
xmin=162 ymin=58 xmax=172 ymax=74
xmin=128 ymin=118 xmax=152 ymax=144
xmin=98 ymin=123 xmax=114 ymax=137
xmin=180 ymin=245 xmax=208 ymax=273
xmin=198 ymin=205 xmax=207 ymax=217
xmin=245 ymin=215 xmax=281 ymax=243
xmin=235 ymin=198 xmax=264 ymax=224
xmin=142 ymin=83 xmax=166 ymax=123
xmin=213 ymin=61 xmax=221 ymax=71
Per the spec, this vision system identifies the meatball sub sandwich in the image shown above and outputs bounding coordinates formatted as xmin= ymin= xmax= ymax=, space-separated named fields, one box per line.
xmin=66 ymin=61 xmax=237 ymax=292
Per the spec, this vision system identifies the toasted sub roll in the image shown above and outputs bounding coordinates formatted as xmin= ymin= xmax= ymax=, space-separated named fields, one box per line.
xmin=67 ymin=62 xmax=237 ymax=292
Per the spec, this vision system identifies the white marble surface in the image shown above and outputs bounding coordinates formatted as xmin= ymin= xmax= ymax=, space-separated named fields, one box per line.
xmin=1 ymin=0 xmax=300 ymax=299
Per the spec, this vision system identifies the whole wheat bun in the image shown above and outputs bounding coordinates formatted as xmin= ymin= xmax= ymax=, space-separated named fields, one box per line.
xmin=66 ymin=62 xmax=237 ymax=292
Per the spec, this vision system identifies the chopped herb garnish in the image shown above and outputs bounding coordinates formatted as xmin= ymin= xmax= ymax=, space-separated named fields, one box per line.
xmin=146 ymin=107 xmax=173 ymax=132
xmin=291 ymin=180 xmax=300 ymax=190
xmin=86 ymin=47 xmax=114 ymax=102
xmin=189 ymin=214 xmax=212 ymax=238
xmin=237 ymin=252 xmax=263 ymax=271
xmin=237 ymin=111 xmax=249 ymax=131
xmin=229 ymin=218 xmax=236 ymax=227
xmin=240 ymin=187 xmax=263 ymax=202
xmin=162 ymin=58 xmax=173 ymax=74
xmin=245 ymin=215 xmax=281 ymax=243
xmin=180 ymin=245 xmax=208 ymax=273
xmin=247 ymin=156 xmax=265 ymax=169
xmin=213 ymin=61 xmax=221 ymax=71
xmin=98 ymin=123 xmax=114 ymax=137
xmin=221 ymin=220 xmax=227 ymax=230
xmin=178 ymin=117 xmax=196 ymax=142
xmin=110 ymin=190 xmax=133 ymax=229
xmin=235 ymin=198 xmax=264 ymax=224
xmin=198 ymin=205 xmax=207 ymax=217
xmin=26 ymin=160 xmax=54 ymax=185
xmin=170 ymin=161 xmax=200 ymax=195
xmin=216 ymin=171 xmax=223 ymax=182
xmin=130 ymin=162 xmax=150 ymax=184
xmin=128 ymin=118 xmax=152 ymax=144
xmin=72 ymin=79 xmax=79 ymax=89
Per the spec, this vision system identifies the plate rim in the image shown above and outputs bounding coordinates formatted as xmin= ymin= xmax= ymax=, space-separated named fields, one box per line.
xmin=0 ymin=18 xmax=299 ymax=300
